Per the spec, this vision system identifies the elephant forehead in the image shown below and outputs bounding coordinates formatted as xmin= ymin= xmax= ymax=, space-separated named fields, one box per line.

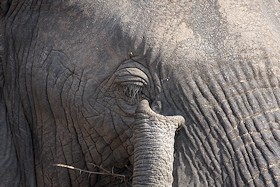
xmin=10 ymin=0 xmax=280 ymax=80
xmin=95 ymin=0 xmax=280 ymax=66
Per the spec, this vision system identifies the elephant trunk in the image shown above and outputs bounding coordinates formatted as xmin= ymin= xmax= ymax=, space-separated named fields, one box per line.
xmin=132 ymin=100 xmax=184 ymax=186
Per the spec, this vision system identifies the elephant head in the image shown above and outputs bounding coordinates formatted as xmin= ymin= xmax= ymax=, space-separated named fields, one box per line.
xmin=1 ymin=0 xmax=280 ymax=186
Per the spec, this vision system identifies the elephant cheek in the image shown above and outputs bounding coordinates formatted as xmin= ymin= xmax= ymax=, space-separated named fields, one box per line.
xmin=132 ymin=100 xmax=184 ymax=186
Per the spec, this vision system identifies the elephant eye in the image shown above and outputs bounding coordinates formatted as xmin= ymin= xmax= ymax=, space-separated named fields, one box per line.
xmin=123 ymin=84 xmax=142 ymax=99
xmin=121 ymin=83 xmax=146 ymax=105
xmin=114 ymin=67 xmax=150 ymax=105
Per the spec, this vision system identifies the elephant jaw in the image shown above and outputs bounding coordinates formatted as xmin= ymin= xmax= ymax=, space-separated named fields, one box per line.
xmin=132 ymin=100 xmax=185 ymax=186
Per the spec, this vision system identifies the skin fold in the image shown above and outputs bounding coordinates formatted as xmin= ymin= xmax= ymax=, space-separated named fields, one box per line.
xmin=1 ymin=0 xmax=280 ymax=186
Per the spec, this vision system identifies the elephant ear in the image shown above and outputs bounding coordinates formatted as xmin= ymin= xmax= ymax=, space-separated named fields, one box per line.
xmin=0 ymin=0 xmax=11 ymax=15
xmin=0 ymin=0 xmax=8 ymax=90
xmin=0 ymin=83 xmax=20 ymax=186
xmin=0 ymin=1 xmax=23 ymax=186
xmin=0 ymin=0 xmax=7 ymax=90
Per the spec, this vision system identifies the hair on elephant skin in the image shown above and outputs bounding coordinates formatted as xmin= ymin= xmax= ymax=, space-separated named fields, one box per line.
xmin=1 ymin=0 xmax=280 ymax=186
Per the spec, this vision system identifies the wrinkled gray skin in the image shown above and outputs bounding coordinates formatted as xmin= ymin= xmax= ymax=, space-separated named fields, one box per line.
xmin=1 ymin=0 xmax=280 ymax=186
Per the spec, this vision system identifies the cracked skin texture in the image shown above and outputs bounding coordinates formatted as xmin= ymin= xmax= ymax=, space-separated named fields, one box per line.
xmin=1 ymin=0 xmax=280 ymax=186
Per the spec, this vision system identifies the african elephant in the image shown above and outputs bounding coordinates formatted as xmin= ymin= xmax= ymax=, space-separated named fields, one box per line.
xmin=1 ymin=0 xmax=280 ymax=186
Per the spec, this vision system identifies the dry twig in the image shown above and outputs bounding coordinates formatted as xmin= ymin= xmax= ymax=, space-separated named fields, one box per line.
xmin=54 ymin=163 xmax=126 ymax=180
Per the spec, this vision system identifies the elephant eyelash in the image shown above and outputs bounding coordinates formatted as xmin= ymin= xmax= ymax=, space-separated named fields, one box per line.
xmin=123 ymin=84 xmax=143 ymax=104
xmin=123 ymin=84 xmax=142 ymax=99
